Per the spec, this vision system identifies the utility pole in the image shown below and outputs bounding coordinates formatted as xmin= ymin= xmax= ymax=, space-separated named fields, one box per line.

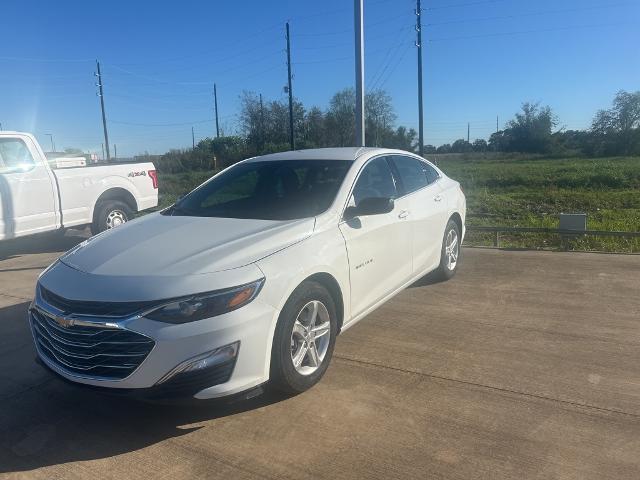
xmin=45 ymin=133 xmax=55 ymax=152
xmin=192 ymin=126 xmax=195 ymax=149
xmin=467 ymin=122 xmax=470 ymax=143
xmin=95 ymin=61 xmax=111 ymax=162
xmin=259 ymin=93 xmax=265 ymax=152
xmin=496 ymin=115 xmax=499 ymax=133
xmin=354 ymin=0 xmax=365 ymax=147
xmin=286 ymin=22 xmax=295 ymax=150
xmin=114 ymin=144 xmax=117 ymax=160
xmin=213 ymin=83 xmax=220 ymax=138
xmin=101 ymin=143 xmax=105 ymax=160
xmin=416 ymin=0 xmax=424 ymax=156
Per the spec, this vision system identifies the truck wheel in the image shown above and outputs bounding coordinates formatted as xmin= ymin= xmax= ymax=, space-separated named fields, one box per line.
xmin=91 ymin=200 xmax=133 ymax=235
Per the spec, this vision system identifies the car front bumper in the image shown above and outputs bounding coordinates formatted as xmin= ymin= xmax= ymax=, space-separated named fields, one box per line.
xmin=30 ymin=269 xmax=279 ymax=400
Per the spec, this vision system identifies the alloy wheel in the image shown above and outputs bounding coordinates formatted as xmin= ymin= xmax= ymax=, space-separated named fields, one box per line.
xmin=445 ymin=228 xmax=459 ymax=271
xmin=290 ymin=300 xmax=331 ymax=376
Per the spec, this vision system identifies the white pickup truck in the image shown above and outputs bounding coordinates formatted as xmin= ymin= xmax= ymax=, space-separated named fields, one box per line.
xmin=0 ymin=131 xmax=158 ymax=241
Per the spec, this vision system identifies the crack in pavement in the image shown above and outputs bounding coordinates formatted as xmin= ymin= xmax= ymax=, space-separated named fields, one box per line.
xmin=334 ymin=355 xmax=640 ymax=420
xmin=0 ymin=292 xmax=32 ymax=302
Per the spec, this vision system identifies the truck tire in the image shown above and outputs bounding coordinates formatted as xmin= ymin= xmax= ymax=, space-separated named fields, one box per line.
xmin=91 ymin=200 xmax=133 ymax=235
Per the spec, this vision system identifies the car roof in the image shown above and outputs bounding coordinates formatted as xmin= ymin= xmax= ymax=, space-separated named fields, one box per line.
xmin=244 ymin=147 xmax=387 ymax=163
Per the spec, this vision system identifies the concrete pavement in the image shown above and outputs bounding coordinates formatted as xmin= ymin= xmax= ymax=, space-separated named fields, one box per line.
xmin=0 ymin=235 xmax=639 ymax=479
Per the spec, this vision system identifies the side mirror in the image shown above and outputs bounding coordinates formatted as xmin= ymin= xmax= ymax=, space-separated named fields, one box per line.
xmin=345 ymin=197 xmax=394 ymax=220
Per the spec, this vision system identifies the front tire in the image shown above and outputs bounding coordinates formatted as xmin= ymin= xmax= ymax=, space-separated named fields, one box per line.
xmin=437 ymin=219 xmax=461 ymax=280
xmin=91 ymin=200 xmax=133 ymax=235
xmin=270 ymin=281 xmax=338 ymax=395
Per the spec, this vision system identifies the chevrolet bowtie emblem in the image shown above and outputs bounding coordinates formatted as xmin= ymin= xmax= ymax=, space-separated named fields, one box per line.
xmin=53 ymin=314 xmax=74 ymax=328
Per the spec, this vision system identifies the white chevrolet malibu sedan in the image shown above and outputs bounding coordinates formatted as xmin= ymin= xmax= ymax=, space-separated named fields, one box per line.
xmin=30 ymin=148 xmax=465 ymax=401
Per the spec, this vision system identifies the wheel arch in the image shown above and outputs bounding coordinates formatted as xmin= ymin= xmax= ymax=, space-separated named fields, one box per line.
xmin=301 ymin=272 xmax=345 ymax=333
xmin=449 ymin=211 xmax=463 ymax=235
xmin=93 ymin=188 xmax=138 ymax=222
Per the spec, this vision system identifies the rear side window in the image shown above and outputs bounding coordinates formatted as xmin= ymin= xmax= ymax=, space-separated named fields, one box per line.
xmin=389 ymin=156 xmax=429 ymax=194
xmin=0 ymin=138 xmax=35 ymax=174
xmin=423 ymin=162 xmax=440 ymax=184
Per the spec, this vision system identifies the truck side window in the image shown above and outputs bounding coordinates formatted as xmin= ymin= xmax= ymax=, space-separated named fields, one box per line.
xmin=0 ymin=139 xmax=36 ymax=174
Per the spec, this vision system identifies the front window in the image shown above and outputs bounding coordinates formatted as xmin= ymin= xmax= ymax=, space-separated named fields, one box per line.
xmin=351 ymin=156 xmax=397 ymax=207
xmin=0 ymin=138 xmax=36 ymax=174
xmin=170 ymin=159 xmax=352 ymax=220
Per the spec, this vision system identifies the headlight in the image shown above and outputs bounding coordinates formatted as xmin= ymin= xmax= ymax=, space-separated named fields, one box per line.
xmin=143 ymin=279 xmax=264 ymax=324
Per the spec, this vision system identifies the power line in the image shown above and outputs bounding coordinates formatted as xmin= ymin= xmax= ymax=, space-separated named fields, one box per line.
xmin=367 ymin=26 xmax=413 ymax=89
xmin=377 ymin=43 xmax=413 ymax=90
xmin=425 ymin=0 xmax=509 ymax=11
xmin=110 ymin=119 xmax=216 ymax=127
xmin=428 ymin=22 xmax=628 ymax=42
xmin=369 ymin=40 xmax=413 ymax=91
xmin=0 ymin=56 xmax=92 ymax=63
xmin=426 ymin=2 xmax=635 ymax=27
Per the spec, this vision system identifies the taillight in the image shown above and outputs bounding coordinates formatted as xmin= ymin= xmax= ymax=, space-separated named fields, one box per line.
xmin=148 ymin=169 xmax=158 ymax=189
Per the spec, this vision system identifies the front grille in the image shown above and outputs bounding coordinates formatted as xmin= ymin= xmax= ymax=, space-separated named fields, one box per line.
xmin=40 ymin=285 xmax=155 ymax=317
xmin=30 ymin=308 xmax=155 ymax=380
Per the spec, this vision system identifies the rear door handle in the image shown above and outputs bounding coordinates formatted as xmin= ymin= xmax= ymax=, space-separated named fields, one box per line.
xmin=434 ymin=195 xmax=443 ymax=202
xmin=398 ymin=210 xmax=409 ymax=219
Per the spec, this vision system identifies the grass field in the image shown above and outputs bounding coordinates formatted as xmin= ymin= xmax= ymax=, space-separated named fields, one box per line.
xmin=435 ymin=155 xmax=640 ymax=252
xmin=157 ymin=155 xmax=640 ymax=253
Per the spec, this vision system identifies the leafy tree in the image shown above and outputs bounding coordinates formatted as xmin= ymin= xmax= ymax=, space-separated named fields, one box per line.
xmin=423 ymin=145 xmax=437 ymax=154
xmin=386 ymin=126 xmax=418 ymax=152
xmin=303 ymin=106 xmax=325 ymax=148
xmin=451 ymin=139 xmax=473 ymax=153
xmin=472 ymin=139 xmax=488 ymax=152
xmin=591 ymin=90 xmax=640 ymax=155
xmin=504 ymin=102 xmax=557 ymax=153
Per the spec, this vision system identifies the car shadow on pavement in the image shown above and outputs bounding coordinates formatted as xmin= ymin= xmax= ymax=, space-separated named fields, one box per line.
xmin=0 ymin=301 xmax=291 ymax=474
xmin=408 ymin=269 xmax=445 ymax=288
xmin=0 ymin=231 xmax=87 ymax=261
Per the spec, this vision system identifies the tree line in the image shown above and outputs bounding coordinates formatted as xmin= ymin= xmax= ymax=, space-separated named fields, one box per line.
xmin=141 ymin=89 xmax=640 ymax=173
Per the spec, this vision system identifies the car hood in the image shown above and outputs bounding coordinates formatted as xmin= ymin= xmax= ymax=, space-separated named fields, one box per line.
xmin=60 ymin=212 xmax=315 ymax=277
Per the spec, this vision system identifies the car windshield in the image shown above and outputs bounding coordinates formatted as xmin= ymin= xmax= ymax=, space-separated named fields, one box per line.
xmin=169 ymin=159 xmax=352 ymax=220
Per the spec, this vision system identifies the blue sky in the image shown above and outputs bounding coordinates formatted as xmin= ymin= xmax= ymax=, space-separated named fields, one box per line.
xmin=1 ymin=0 xmax=638 ymax=156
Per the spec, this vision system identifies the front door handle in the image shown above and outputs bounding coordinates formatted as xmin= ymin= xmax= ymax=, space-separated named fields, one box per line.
xmin=398 ymin=210 xmax=409 ymax=219
xmin=434 ymin=195 xmax=443 ymax=202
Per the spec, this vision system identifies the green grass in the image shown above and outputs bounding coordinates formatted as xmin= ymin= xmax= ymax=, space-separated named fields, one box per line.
xmin=156 ymin=156 xmax=640 ymax=252
xmin=157 ymin=170 xmax=214 ymax=209
xmin=435 ymin=156 xmax=640 ymax=252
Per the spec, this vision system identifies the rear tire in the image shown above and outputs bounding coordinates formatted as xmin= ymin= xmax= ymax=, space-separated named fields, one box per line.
xmin=91 ymin=200 xmax=133 ymax=235
xmin=437 ymin=219 xmax=461 ymax=280
xmin=270 ymin=281 xmax=338 ymax=395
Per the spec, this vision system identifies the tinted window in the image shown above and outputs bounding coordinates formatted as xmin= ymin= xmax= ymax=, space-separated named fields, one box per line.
xmin=351 ymin=156 xmax=397 ymax=206
xmin=170 ymin=159 xmax=351 ymax=220
xmin=423 ymin=162 xmax=440 ymax=184
xmin=0 ymin=138 xmax=35 ymax=174
xmin=390 ymin=156 xmax=429 ymax=194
